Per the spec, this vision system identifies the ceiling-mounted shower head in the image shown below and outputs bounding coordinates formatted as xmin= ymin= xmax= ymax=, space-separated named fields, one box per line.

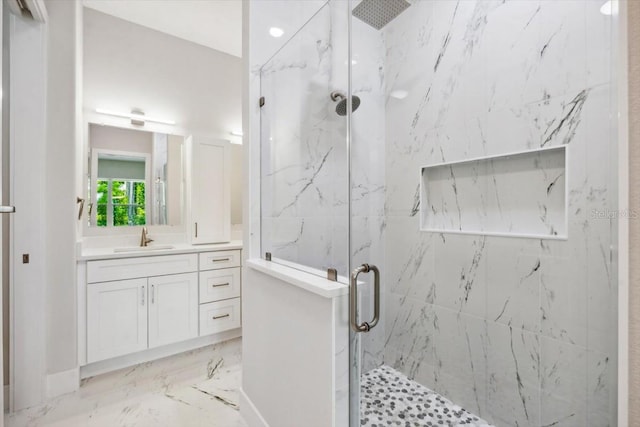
xmin=352 ymin=0 xmax=411 ymax=30
xmin=331 ymin=91 xmax=361 ymax=116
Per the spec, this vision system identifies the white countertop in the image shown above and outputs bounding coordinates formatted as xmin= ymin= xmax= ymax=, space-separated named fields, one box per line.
xmin=246 ymin=258 xmax=348 ymax=299
xmin=79 ymin=240 xmax=243 ymax=261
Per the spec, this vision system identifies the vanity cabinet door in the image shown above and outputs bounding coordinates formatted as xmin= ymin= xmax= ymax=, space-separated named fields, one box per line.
xmin=188 ymin=137 xmax=230 ymax=244
xmin=148 ymin=272 xmax=198 ymax=348
xmin=87 ymin=278 xmax=148 ymax=363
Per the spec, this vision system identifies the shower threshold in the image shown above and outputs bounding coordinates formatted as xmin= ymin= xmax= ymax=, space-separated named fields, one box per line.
xmin=361 ymin=365 xmax=493 ymax=427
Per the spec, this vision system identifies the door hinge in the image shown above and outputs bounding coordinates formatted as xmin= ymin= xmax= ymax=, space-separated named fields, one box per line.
xmin=259 ymin=96 xmax=265 ymax=107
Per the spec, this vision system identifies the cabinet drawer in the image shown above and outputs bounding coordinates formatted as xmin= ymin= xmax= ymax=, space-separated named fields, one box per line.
xmin=199 ymin=250 xmax=241 ymax=271
xmin=199 ymin=268 xmax=241 ymax=304
xmin=87 ymin=254 xmax=198 ymax=283
xmin=199 ymin=298 xmax=241 ymax=336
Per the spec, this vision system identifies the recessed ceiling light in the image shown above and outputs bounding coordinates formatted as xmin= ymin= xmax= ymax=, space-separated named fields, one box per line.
xmin=269 ymin=27 xmax=284 ymax=38
xmin=390 ymin=90 xmax=408 ymax=100
xmin=600 ymin=1 xmax=617 ymax=15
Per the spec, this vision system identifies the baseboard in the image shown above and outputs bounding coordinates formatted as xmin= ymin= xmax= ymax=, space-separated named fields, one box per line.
xmin=240 ymin=388 xmax=270 ymax=427
xmin=80 ymin=328 xmax=241 ymax=379
xmin=46 ymin=367 xmax=80 ymax=399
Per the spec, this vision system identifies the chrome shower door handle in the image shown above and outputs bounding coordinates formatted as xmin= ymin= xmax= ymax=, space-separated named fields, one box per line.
xmin=349 ymin=263 xmax=380 ymax=333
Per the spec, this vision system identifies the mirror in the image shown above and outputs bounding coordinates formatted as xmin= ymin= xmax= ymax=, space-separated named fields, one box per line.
xmin=88 ymin=124 xmax=184 ymax=227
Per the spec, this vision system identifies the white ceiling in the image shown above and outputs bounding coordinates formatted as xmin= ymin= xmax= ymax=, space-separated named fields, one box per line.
xmin=82 ymin=0 xmax=242 ymax=57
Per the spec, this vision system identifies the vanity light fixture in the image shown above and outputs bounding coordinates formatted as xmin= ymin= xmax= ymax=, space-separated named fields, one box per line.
xmin=95 ymin=108 xmax=176 ymax=126
xmin=269 ymin=27 xmax=284 ymax=38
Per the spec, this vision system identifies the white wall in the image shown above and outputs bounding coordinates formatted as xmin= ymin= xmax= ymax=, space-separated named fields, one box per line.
xmin=241 ymin=265 xmax=348 ymax=427
xmin=44 ymin=0 xmax=81 ymax=382
xmin=83 ymin=8 xmax=242 ymax=140
xmin=230 ymin=144 xmax=242 ymax=225
xmin=89 ymin=124 xmax=153 ymax=155
xmin=6 ymin=0 xmax=81 ymax=410
xmin=9 ymin=9 xmax=48 ymax=410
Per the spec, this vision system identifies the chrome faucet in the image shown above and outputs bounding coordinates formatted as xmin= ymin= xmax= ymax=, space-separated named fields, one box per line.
xmin=140 ymin=227 xmax=153 ymax=247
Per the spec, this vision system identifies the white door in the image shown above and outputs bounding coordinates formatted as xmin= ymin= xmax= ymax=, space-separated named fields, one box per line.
xmin=87 ymin=278 xmax=148 ymax=363
xmin=190 ymin=138 xmax=230 ymax=244
xmin=148 ymin=272 xmax=198 ymax=348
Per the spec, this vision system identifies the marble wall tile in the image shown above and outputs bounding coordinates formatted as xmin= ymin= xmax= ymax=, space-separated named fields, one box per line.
xmin=587 ymin=349 xmax=617 ymax=427
xmin=384 ymin=216 xmax=435 ymax=303
xmin=486 ymin=323 xmax=540 ymax=427
xmin=433 ymin=234 xmax=487 ymax=318
xmin=374 ymin=1 xmax=617 ymax=425
xmin=431 ymin=308 xmax=488 ymax=418
xmin=539 ymin=337 xmax=588 ymax=427
xmin=485 ymin=237 xmax=541 ymax=333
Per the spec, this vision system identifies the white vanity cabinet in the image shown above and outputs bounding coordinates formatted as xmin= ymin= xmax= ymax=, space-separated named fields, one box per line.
xmin=148 ymin=272 xmax=199 ymax=349
xmin=198 ymin=250 xmax=242 ymax=336
xmin=86 ymin=254 xmax=199 ymax=363
xmin=82 ymin=247 xmax=242 ymax=369
xmin=186 ymin=136 xmax=231 ymax=244
xmin=87 ymin=278 xmax=148 ymax=362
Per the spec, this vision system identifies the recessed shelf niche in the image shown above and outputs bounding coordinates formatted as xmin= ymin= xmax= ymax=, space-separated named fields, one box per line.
xmin=420 ymin=145 xmax=567 ymax=240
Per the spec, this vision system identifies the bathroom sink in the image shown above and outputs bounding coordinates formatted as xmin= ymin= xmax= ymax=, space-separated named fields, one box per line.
xmin=113 ymin=245 xmax=175 ymax=253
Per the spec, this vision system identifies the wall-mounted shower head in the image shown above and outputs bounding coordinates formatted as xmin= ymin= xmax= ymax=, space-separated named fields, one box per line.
xmin=352 ymin=0 xmax=411 ymax=30
xmin=331 ymin=91 xmax=361 ymax=116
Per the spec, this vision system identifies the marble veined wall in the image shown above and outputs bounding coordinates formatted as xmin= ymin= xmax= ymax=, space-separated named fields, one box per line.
xmin=377 ymin=1 xmax=617 ymax=426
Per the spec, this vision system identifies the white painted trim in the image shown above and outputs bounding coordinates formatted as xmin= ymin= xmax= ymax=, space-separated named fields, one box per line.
xmin=419 ymin=144 xmax=566 ymax=170
xmin=45 ymin=368 xmax=79 ymax=400
xmin=418 ymin=228 xmax=568 ymax=241
xmin=246 ymin=259 xmax=348 ymax=298
xmin=239 ymin=388 xmax=270 ymax=427
xmin=79 ymin=328 xmax=241 ymax=379
xmin=617 ymin=0 xmax=629 ymax=425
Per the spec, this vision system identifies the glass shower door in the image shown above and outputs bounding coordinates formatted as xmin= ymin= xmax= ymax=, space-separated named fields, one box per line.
xmin=348 ymin=1 xmax=619 ymax=426
xmin=259 ymin=1 xmax=350 ymax=279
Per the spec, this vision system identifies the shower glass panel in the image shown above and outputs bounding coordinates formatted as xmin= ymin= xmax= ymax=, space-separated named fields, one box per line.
xmin=349 ymin=0 xmax=618 ymax=426
xmin=260 ymin=2 xmax=350 ymax=278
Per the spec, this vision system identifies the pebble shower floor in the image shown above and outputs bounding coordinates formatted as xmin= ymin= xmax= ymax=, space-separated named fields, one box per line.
xmin=360 ymin=365 xmax=493 ymax=427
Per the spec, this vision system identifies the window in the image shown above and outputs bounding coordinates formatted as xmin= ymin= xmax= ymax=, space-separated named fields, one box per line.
xmin=96 ymin=179 xmax=146 ymax=227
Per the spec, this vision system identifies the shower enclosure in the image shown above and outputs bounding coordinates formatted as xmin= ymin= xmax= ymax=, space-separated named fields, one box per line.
xmin=259 ymin=0 xmax=619 ymax=425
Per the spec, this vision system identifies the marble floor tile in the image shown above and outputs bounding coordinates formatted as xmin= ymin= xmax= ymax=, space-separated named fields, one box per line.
xmin=6 ymin=339 xmax=246 ymax=427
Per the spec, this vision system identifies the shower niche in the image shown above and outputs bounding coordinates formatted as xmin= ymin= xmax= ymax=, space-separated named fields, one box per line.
xmin=420 ymin=145 xmax=568 ymax=239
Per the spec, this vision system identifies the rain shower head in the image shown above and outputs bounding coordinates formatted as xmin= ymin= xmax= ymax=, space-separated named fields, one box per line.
xmin=331 ymin=91 xmax=361 ymax=116
xmin=352 ymin=0 xmax=411 ymax=30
